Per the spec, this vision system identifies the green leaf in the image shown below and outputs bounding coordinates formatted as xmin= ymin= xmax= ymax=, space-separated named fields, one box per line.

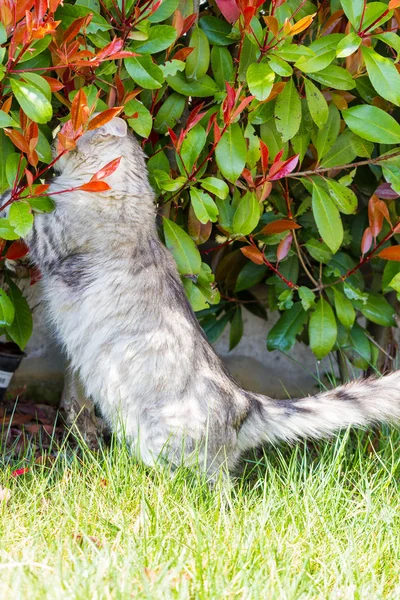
xmin=153 ymin=170 xmax=185 ymax=192
xmin=298 ymin=286 xmax=316 ymax=311
xmin=10 ymin=78 xmax=52 ymax=124
xmin=353 ymin=293 xmax=396 ymax=327
xmin=333 ymin=288 xmax=355 ymax=330
xmin=326 ymin=179 xmax=358 ymax=214
xmin=312 ymin=180 xmax=343 ymax=254
xmin=268 ymin=55 xmax=292 ymax=77
xmin=6 ymin=154 xmax=26 ymax=188
xmin=20 ymin=72 xmax=51 ymax=100
xmin=29 ymin=196 xmax=55 ymax=213
xmin=246 ymin=62 xmax=275 ymax=101
xmin=275 ymin=77 xmax=302 ymax=142
xmin=295 ymin=35 xmax=344 ymax=73
xmin=319 ymin=129 xmax=357 ymax=168
xmin=0 ymin=111 xmax=19 ymax=129
xmin=215 ymin=123 xmax=246 ymax=182
xmin=361 ymin=46 xmax=400 ymax=106
xmin=362 ymin=2 xmax=393 ymax=31
xmin=55 ymin=4 xmax=111 ymax=33
xmin=125 ymin=99 xmax=152 ymax=138
xmin=5 ymin=278 xmax=32 ymax=350
xmin=148 ymin=0 xmax=179 ymax=22
xmin=304 ymin=78 xmax=328 ymax=129
xmin=199 ymin=15 xmax=235 ymax=47
xmin=235 ymin=262 xmax=268 ymax=292
xmin=382 ymin=261 xmax=400 ymax=293
xmin=342 ymin=105 xmax=400 ymax=144
xmin=388 ymin=272 xmax=400 ymax=293
xmin=211 ymin=46 xmax=234 ymax=90
xmin=229 ymin=307 xmax=244 ymax=350
xmin=124 ymin=56 xmax=163 ymax=89
xmin=182 ymin=279 xmax=209 ymax=312
xmin=305 ymin=239 xmax=333 ymax=264
xmin=163 ymin=218 xmax=201 ymax=275
xmin=202 ymin=313 xmax=231 ymax=343
xmin=200 ymin=177 xmax=229 ymax=199
xmin=315 ymin=103 xmax=340 ymax=160
xmin=186 ymin=27 xmax=210 ymax=80
xmin=340 ymin=0 xmax=364 ymax=28
xmin=344 ymin=323 xmax=372 ymax=370
xmin=190 ymin=188 xmax=218 ymax=224
xmin=0 ymin=22 xmax=6 ymax=44
xmin=0 ymin=131 xmax=13 ymax=193
xmin=153 ymin=93 xmax=185 ymax=134
xmin=374 ymin=32 xmax=400 ymax=60
xmin=130 ymin=25 xmax=177 ymax=54
xmin=180 ymin=125 xmax=206 ymax=174
xmin=267 ymin=303 xmax=308 ymax=352
xmin=0 ymin=289 xmax=14 ymax=327
xmin=309 ymin=298 xmax=337 ymax=359
xmin=260 ymin=118 xmax=285 ymax=161
xmin=159 ymin=59 xmax=185 ymax=78
xmin=308 ymin=66 xmax=355 ymax=90
xmin=232 ymin=192 xmax=260 ymax=236
xmin=166 ymin=72 xmax=219 ymax=97
xmin=336 ymin=32 xmax=361 ymax=58
xmin=9 ymin=201 xmax=33 ymax=237
xmin=0 ymin=218 xmax=20 ymax=240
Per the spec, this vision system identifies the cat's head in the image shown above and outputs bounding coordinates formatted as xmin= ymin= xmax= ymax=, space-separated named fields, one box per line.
xmin=53 ymin=117 xmax=151 ymax=195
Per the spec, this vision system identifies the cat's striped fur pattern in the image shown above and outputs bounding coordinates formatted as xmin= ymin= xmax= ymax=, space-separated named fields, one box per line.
xmin=18 ymin=117 xmax=400 ymax=476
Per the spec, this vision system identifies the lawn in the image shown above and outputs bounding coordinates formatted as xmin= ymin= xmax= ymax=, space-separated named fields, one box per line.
xmin=1 ymin=425 xmax=400 ymax=599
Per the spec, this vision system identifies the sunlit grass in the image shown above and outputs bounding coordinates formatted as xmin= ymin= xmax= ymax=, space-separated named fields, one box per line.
xmin=1 ymin=423 xmax=400 ymax=599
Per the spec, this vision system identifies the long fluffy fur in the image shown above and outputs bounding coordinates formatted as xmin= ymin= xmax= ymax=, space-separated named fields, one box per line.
xmin=17 ymin=118 xmax=400 ymax=476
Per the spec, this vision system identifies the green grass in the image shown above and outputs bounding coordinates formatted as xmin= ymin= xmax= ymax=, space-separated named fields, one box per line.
xmin=1 ymin=427 xmax=400 ymax=599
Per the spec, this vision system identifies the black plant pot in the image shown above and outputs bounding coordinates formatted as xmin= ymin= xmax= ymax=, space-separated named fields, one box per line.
xmin=0 ymin=343 xmax=26 ymax=402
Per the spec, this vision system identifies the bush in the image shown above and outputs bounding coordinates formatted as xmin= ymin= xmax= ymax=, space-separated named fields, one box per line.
xmin=0 ymin=0 xmax=399 ymax=372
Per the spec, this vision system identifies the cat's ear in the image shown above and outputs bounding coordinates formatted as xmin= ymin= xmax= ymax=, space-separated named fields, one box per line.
xmin=102 ymin=117 xmax=128 ymax=138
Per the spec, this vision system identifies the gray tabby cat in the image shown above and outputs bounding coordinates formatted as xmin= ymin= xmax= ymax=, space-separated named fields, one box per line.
xmin=16 ymin=117 xmax=400 ymax=477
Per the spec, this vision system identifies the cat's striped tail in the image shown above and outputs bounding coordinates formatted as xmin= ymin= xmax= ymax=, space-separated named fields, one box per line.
xmin=238 ymin=371 xmax=400 ymax=450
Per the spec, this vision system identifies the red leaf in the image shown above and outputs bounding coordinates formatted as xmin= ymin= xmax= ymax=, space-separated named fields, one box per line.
xmin=42 ymin=76 xmax=64 ymax=92
xmin=96 ymin=37 xmax=124 ymax=60
xmin=260 ymin=140 xmax=269 ymax=176
xmin=168 ymin=127 xmax=178 ymax=148
xmin=11 ymin=468 xmax=29 ymax=477
xmin=215 ymin=0 xmax=240 ymax=23
xmin=63 ymin=15 xmax=92 ymax=44
xmin=186 ymin=103 xmax=205 ymax=131
xmin=71 ymin=88 xmax=89 ymax=132
xmin=91 ymin=157 xmax=122 ymax=182
xmin=240 ymin=246 xmax=264 ymax=265
xmin=361 ymin=227 xmax=372 ymax=256
xmin=225 ymin=82 xmax=236 ymax=111
xmin=274 ymin=148 xmax=284 ymax=163
xmin=4 ymin=129 xmax=29 ymax=153
xmin=241 ymin=168 xmax=254 ymax=188
xmin=35 ymin=183 xmax=50 ymax=195
xmin=368 ymin=194 xmax=384 ymax=239
xmin=79 ymin=181 xmax=111 ymax=192
xmin=375 ymin=183 xmax=400 ymax=200
xmin=276 ymin=233 xmax=293 ymax=262
xmin=231 ymin=95 xmax=255 ymax=121
xmin=389 ymin=0 xmax=400 ymax=9
xmin=182 ymin=13 xmax=197 ymax=35
xmin=213 ymin=119 xmax=221 ymax=145
xmin=5 ymin=240 xmax=29 ymax=260
xmin=259 ymin=219 xmax=301 ymax=235
xmin=377 ymin=246 xmax=400 ymax=260
xmin=86 ymin=107 xmax=123 ymax=131
xmin=268 ymin=155 xmax=299 ymax=181
xmin=173 ymin=47 xmax=194 ymax=61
